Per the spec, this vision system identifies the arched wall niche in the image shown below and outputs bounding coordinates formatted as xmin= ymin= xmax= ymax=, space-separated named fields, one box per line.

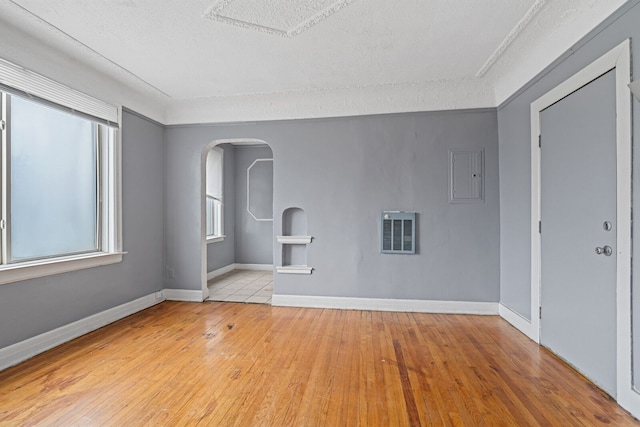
xmin=276 ymin=207 xmax=313 ymax=275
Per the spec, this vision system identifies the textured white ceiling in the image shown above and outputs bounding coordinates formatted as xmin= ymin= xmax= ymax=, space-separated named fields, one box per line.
xmin=206 ymin=0 xmax=358 ymax=37
xmin=0 ymin=0 xmax=627 ymax=124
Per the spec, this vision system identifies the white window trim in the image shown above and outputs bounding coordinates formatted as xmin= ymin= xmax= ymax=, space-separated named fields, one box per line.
xmin=0 ymin=252 xmax=125 ymax=286
xmin=205 ymin=146 xmax=224 ymax=240
xmin=0 ymin=58 xmax=124 ymax=285
xmin=0 ymin=58 xmax=118 ymax=124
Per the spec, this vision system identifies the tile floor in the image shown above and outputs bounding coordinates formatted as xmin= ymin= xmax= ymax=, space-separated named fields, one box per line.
xmin=206 ymin=269 xmax=273 ymax=304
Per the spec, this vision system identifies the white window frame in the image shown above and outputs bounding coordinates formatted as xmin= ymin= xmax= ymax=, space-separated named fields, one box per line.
xmin=0 ymin=58 xmax=124 ymax=285
xmin=205 ymin=146 xmax=224 ymax=242
xmin=205 ymin=195 xmax=223 ymax=240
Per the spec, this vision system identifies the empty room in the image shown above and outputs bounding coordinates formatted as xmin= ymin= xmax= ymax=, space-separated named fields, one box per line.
xmin=1 ymin=0 xmax=640 ymax=425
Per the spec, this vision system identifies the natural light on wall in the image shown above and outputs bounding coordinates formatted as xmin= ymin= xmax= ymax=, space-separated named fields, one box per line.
xmin=0 ymin=57 xmax=123 ymax=285
xmin=10 ymin=96 xmax=98 ymax=261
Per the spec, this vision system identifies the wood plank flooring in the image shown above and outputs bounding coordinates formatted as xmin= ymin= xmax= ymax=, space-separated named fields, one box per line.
xmin=0 ymin=301 xmax=637 ymax=426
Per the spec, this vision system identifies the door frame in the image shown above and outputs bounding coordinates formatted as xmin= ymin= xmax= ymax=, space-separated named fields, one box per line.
xmin=530 ymin=39 xmax=636 ymax=412
xmin=200 ymin=138 xmax=274 ymax=301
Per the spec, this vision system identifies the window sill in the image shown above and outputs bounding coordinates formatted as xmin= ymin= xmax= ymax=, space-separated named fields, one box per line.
xmin=0 ymin=252 xmax=125 ymax=286
xmin=206 ymin=235 xmax=226 ymax=243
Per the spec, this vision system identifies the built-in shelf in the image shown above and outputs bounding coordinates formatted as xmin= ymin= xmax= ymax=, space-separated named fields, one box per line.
xmin=278 ymin=207 xmax=313 ymax=274
xmin=276 ymin=235 xmax=312 ymax=244
xmin=276 ymin=266 xmax=313 ymax=275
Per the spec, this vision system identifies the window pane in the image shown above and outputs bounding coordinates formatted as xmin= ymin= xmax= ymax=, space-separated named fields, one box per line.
xmin=206 ymin=197 xmax=223 ymax=238
xmin=9 ymin=95 xmax=98 ymax=261
xmin=206 ymin=148 xmax=223 ymax=200
xmin=206 ymin=197 xmax=214 ymax=236
xmin=214 ymin=199 xmax=222 ymax=236
xmin=205 ymin=148 xmax=223 ymax=239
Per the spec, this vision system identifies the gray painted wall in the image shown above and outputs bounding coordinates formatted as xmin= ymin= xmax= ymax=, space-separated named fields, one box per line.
xmin=206 ymin=144 xmax=236 ymax=272
xmin=165 ymin=109 xmax=500 ymax=302
xmin=164 ymin=127 xmax=209 ymax=290
xmin=0 ymin=110 xmax=165 ymax=349
xmin=498 ymin=0 xmax=640 ymax=318
xmin=497 ymin=0 xmax=640 ymax=382
xmin=234 ymin=145 xmax=274 ymax=265
xmin=3 ymin=1 xmax=637 ymax=391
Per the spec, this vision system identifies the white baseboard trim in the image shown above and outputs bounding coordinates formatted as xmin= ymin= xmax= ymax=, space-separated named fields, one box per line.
xmin=271 ymin=295 xmax=498 ymax=315
xmin=164 ymin=288 xmax=206 ymax=302
xmin=234 ymin=263 xmax=273 ymax=271
xmin=0 ymin=292 xmax=164 ymax=372
xmin=207 ymin=264 xmax=236 ymax=280
xmin=498 ymin=304 xmax=537 ymax=342
xmin=206 ymin=263 xmax=273 ymax=281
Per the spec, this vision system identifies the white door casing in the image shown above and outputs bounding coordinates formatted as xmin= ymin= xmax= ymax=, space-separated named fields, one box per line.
xmin=539 ymin=69 xmax=617 ymax=395
xmin=530 ymin=39 xmax=636 ymax=415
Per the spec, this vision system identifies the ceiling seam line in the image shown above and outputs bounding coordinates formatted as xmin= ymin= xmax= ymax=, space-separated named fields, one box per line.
xmin=475 ymin=0 xmax=548 ymax=78
xmin=7 ymin=0 xmax=173 ymax=99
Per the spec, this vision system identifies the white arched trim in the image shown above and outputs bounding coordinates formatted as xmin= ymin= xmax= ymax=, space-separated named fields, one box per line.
xmin=199 ymin=138 xmax=271 ymax=299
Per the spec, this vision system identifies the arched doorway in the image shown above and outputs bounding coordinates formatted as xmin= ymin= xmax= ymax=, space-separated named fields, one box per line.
xmin=200 ymin=139 xmax=274 ymax=302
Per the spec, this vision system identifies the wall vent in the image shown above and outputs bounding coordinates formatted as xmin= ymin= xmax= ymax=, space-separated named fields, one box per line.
xmin=381 ymin=212 xmax=415 ymax=254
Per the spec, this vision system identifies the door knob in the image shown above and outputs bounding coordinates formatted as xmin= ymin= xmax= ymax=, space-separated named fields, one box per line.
xmin=595 ymin=246 xmax=613 ymax=256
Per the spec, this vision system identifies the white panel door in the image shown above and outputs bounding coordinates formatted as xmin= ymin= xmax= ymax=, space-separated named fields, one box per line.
xmin=540 ymin=69 xmax=617 ymax=396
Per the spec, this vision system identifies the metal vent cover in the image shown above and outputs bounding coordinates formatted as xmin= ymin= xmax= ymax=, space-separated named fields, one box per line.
xmin=381 ymin=211 xmax=415 ymax=254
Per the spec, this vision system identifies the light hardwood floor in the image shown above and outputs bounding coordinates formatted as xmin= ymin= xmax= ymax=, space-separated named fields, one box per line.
xmin=0 ymin=301 xmax=637 ymax=426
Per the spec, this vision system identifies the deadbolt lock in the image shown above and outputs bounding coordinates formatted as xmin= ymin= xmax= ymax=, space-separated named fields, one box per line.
xmin=603 ymin=221 xmax=612 ymax=231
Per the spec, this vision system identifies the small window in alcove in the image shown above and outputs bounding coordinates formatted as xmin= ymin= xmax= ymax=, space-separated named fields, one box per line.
xmin=205 ymin=147 xmax=224 ymax=238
